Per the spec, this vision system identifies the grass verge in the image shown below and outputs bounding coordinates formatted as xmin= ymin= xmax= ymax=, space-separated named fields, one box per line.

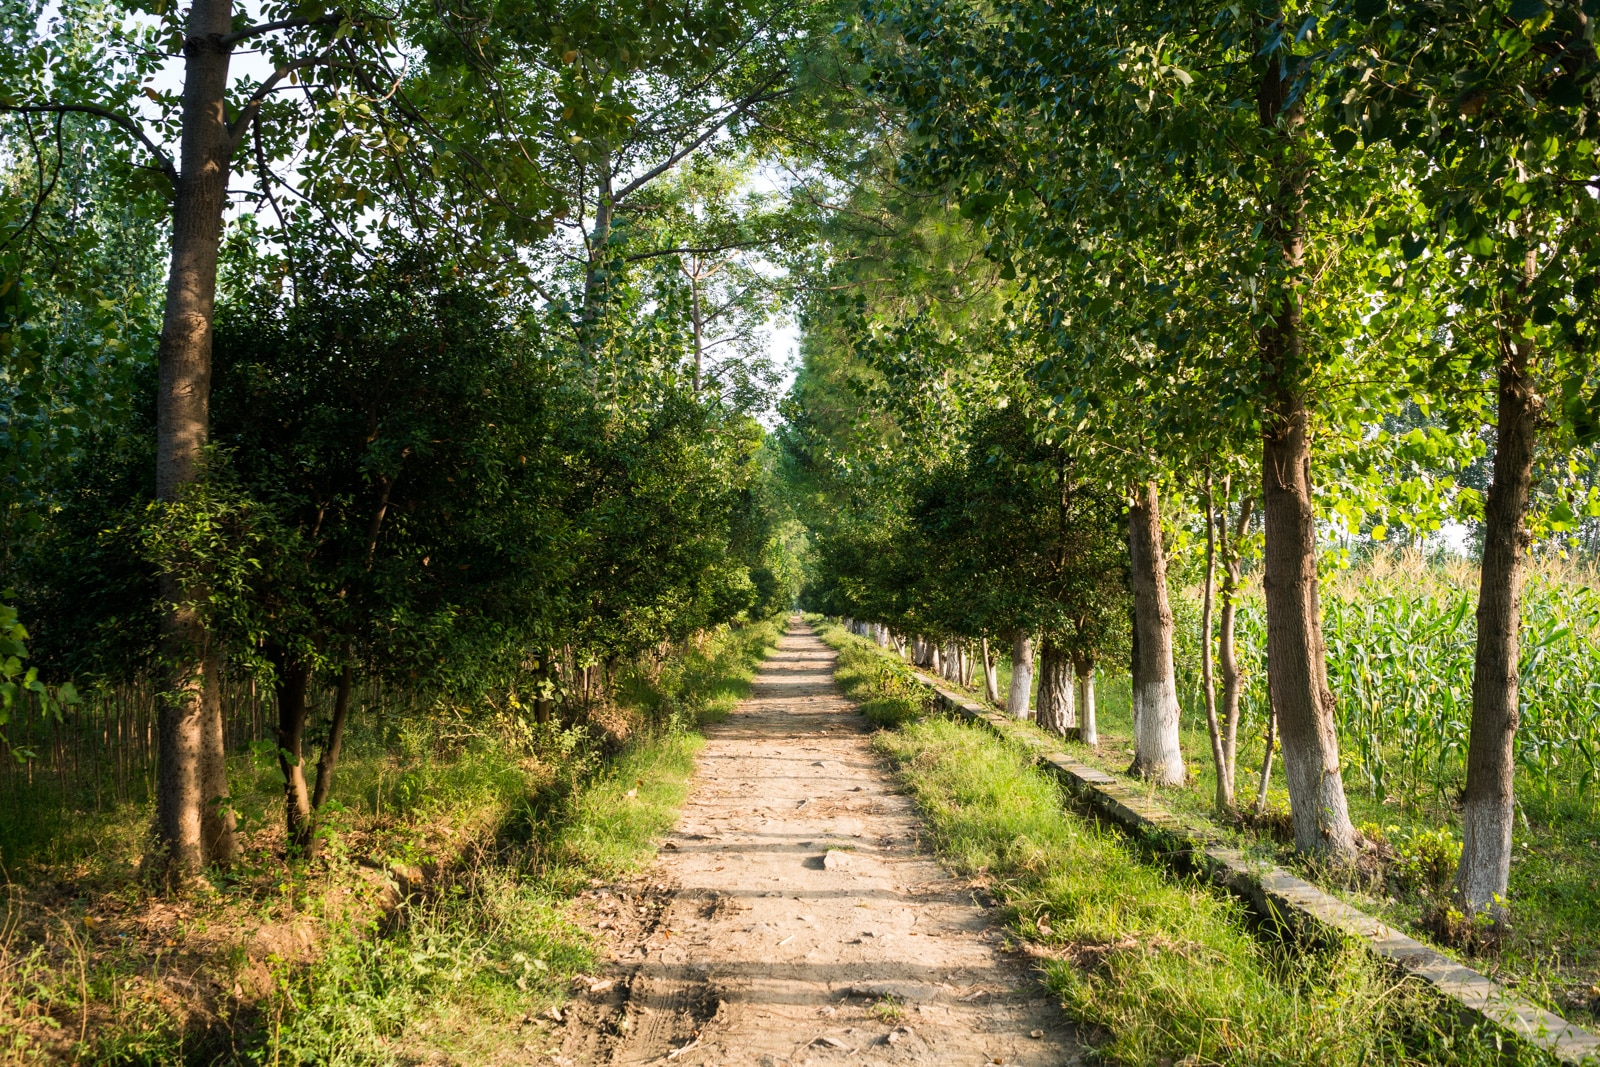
xmin=0 ymin=616 xmax=781 ymax=1066
xmin=957 ymin=634 xmax=1600 ymax=1027
xmin=815 ymin=619 xmax=1551 ymax=1067
xmin=254 ymin=614 xmax=781 ymax=1066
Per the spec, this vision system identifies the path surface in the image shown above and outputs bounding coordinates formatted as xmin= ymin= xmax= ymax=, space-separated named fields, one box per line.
xmin=553 ymin=621 xmax=1082 ymax=1066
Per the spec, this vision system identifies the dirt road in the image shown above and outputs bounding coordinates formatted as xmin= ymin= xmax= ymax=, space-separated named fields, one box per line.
xmin=554 ymin=621 xmax=1082 ymax=1066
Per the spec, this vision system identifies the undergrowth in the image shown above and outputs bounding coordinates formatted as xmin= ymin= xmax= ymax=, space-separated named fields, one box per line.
xmin=0 ymin=615 xmax=781 ymax=1066
xmin=815 ymin=619 xmax=1549 ymax=1067
xmin=253 ymin=614 xmax=780 ymax=1065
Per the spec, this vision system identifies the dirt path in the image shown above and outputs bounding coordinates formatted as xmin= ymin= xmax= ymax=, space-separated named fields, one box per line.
xmin=552 ymin=620 xmax=1082 ymax=1066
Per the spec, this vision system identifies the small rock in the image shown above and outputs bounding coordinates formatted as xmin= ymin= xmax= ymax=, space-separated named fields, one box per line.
xmin=1030 ymin=1029 xmax=1045 ymax=1039
xmin=823 ymin=849 xmax=851 ymax=870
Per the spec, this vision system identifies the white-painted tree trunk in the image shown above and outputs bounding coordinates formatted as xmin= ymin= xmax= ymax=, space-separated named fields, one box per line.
xmin=1075 ymin=660 xmax=1097 ymax=746
xmin=1007 ymin=630 xmax=1035 ymax=720
xmin=1129 ymin=482 xmax=1185 ymax=785
xmin=981 ymin=639 xmax=1000 ymax=704
xmin=1036 ymin=640 xmax=1076 ymax=736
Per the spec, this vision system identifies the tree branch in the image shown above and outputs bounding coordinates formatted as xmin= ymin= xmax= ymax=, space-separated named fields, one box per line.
xmin=0 ymin=102 xmax=177 ymax=186
xmin=611 ymin=80 xmax=790 ymax=203
xmin=623 ymin=239 xmax=770 ymax=263
xmin=227 ymin=50 xmax=336 ymax=153
xmin=219 ymin=14 xmax=343 ymax=47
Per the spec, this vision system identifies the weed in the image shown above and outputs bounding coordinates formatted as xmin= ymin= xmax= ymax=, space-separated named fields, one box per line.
xmin=867 ymin=995 xmax=903 ymax=1023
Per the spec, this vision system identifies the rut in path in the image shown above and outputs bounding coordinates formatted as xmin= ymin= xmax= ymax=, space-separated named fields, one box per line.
xmin=557 ymin=620 xmax=1084 ymax=1066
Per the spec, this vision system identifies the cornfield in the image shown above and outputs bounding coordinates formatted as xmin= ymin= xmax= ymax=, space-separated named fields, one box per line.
xmin=1215 ymin=554 xmax=1600 ymax=807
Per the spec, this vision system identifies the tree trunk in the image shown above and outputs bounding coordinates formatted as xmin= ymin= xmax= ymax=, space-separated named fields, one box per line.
xmin=1006 ymin=630 xmax=1034 ymax=720
xmin=1201 ymin=474 xmax=1228 ymax=811
xmin=1219 ymin=497 xmax=1253 ymax=811
xmin=151 ymin=0 xmax=239 ymax=881
xmin=1257 ymin=56 xmax=1357 ymax=859
xmin=311 ymin=664 xmax=353 ymax=812
xmin=198 ymin=653 xmax=235 ymax=864
xmin=690 ymin=270 xmax=704 ymax=393
xmin=580 ymin=151 xmax=615 ymax=359
xmin=1256 ymin=707 xmax=1277 ymax=814
xmin=1074 ymin=654 xmax=1097 ymax=746
xmin=981 ymin=639 xmax=999 ymax=704
xmin=274 ymin=656 xmax=314 ymax=854
xmin=1260 ymin=391 xmax=1356 ymax=855
xmin=1128 ymin=482 xmax=1184 ymax=784
xmin=1035 ymin=639 xmax=1075 ymax=737
xmin=1456 ymin=255 xmax=1539 ymax=919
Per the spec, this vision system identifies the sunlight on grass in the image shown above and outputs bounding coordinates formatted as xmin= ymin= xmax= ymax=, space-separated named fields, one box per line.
xmin=254 ymin=616 xmax=781 ymax=1066
xmin=815 ymin=619 xmax=1548 ymax=1067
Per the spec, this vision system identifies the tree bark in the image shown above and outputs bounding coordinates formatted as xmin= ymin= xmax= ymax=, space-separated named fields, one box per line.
xmin=1201 ymin=474 xmax=1228 ymax=811
xmin=580 ymin=150 xmax=615 ymax=359
xmin=1128 ymin=482 xmax=1184 ymax=784
xmin=690 ymin=269 xmax=704 ymax=393
xmin=1260 ymin=390 xmax=1356 ymax=855
xmin=152 ymin=0 xmax=239 ymax=881
xmin=1006 ymin=630 xmax=1034 ymax=720
xmin=1073 ymin=654 xmax=1097 ymax=746
xmin=1256 ymin=706 xmax=1277 ymax=814
xmin=1456 ymin=254 xmax=1539 ymax=919
xmin=311 ymin=664 xmax=353 ymax=812
xmin=198 ymin=655 xmax=235 ymax=864
xmin=1035 ymin=639 xmax=1075 ymax=737
xmin=980 ymin=638 xmax=1000 ymax=704
xmin=1257 ymin=55 xmax=1357 ymax=859
xmin=1219 ymin=496 xmax=1253 ymax=811
xmin=273 ymin=656 xmax=314 ymax=854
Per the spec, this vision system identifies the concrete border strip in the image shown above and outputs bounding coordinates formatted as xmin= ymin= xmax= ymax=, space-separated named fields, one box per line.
xmin=899 ymin=665 xmax=1600 ymax=1066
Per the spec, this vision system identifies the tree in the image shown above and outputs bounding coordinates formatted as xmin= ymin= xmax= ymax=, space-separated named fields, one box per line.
xmin=1338 ymin=0 xmax=1600 ymax=916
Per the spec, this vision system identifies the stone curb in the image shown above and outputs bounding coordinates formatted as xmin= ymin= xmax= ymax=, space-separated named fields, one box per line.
xmin=897 ymin=665 xmax=1600 ymax=1066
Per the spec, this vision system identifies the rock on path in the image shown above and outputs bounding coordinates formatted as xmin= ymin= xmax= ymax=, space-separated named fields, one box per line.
xmin=557 ymin=619 xmax=1082 ymax=1066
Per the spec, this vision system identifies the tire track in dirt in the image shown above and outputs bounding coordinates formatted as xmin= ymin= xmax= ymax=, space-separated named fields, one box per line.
xmin=554 ymin=619 xmax=1084 ymax=1066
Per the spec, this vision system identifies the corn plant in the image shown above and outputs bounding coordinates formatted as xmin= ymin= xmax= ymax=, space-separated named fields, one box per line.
xmin=1207 ymin=556 xmax=1600 ymax=809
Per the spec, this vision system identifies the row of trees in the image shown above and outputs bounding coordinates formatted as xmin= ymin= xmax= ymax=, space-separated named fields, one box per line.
xmin=0 ymin=0 xmax=830 ymax=876
xmin=788 ymin=0 xmax=1600 ymax=922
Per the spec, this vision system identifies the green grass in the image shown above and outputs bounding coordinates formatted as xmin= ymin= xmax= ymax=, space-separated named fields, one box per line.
xmin=257 ymin=731 xmax=706 ymax=1067
xmin=251 ymin=615 xmax=781 ymax=1066
xmin=906 ymin=616 xmax=1600 ymax=1027
xmin=0 ymin=616 xmax=782 ymax=1066
xmin=815 ymin=620 xmax=1551 ymax=1067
